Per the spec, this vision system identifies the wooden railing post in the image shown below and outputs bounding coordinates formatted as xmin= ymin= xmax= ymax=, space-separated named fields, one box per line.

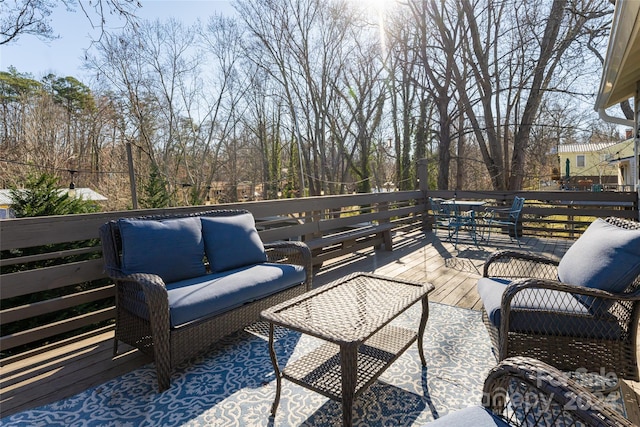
xmin=417 ymin=158 xmax=431 ymax=231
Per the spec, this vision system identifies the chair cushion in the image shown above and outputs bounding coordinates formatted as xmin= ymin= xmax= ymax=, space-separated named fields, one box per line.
xmin=202 ymin=213 xmax=267 ymax=272
xmin=121 ymin=263 xmax=305 ymax=327
xmin=426 ymin=406 xmax=510 ymax=426
xmin=477 ymin=277 xmax=622 ymax=340
xmin=119 ymin=217 xmax=205 ymax=283
xmin=558 ymin=218 xmax=640 ymax=294
xmin=166 ymin=263 xmax=305 ymax=327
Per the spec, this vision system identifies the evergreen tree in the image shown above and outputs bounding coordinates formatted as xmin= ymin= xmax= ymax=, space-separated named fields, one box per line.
xmin=9 ymin=173 xmax=99 ymax=217
xmin=139 ymin=165 xmax=171 ymax=208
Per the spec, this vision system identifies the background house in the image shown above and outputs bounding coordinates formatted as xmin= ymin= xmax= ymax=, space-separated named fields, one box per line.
xmin=595 ymin=0 xmax=639 ymax=198
xmin=557 ymin=134 xmax=635 ymax=190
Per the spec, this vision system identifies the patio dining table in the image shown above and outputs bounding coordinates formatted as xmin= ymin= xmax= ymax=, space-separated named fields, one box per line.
xmin=440 ymin=199 xmax=486 ymax=243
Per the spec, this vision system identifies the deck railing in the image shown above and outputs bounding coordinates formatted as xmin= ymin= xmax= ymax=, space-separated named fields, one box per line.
xmin=425 ymin=189 xmax=639 ymax=238
xmin=0 ymin=188 xmax=637 ymax=361
xmin=0 ymin=191 xmax=425 ymax=359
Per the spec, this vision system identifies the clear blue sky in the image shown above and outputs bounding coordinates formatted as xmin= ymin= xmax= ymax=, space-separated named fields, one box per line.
xmin=0 ymin=1 xmax=235 ymax=80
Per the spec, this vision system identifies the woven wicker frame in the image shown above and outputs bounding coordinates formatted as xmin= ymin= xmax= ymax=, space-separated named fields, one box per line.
xmin=99 ymin=209 xmax=313 ymax=392
xmin=481 ymin=217 xmax=640 ymax=381
xmin=483 ymin=356 xmax=635 ymax=426
xmin=261 ymin=272 xmax=434 ymax=426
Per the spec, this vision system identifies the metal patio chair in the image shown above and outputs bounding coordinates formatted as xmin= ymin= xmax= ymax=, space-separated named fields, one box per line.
xmin=483 ymin=196 xmax=525 ymax=247
xmin=429 ymin=197 xmax=476 ymax=248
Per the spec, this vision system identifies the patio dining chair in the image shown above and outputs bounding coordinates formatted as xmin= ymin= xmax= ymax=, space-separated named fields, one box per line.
xmin=429 ymin=197 xmax=477 ymax=249
xmin=476 ymin=217 xmax=640 ymax=382
xmin=425 ymin=356 xmax=634 ymax=426
xmin=483 ymin=196 xmax=525 ymax=247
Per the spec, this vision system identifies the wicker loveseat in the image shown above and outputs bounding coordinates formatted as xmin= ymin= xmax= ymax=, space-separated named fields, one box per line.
xmin=477 ymin=217 xmax=640 ymax=381
xmin=99 ymin=209 xmax=312 ymax=391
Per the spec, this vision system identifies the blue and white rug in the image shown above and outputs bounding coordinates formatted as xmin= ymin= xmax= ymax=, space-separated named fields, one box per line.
xmin=1 ymin=303 xmax=495 ymax=426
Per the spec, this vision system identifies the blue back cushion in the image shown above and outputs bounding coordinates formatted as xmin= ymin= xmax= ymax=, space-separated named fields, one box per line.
xmin=119 ymin=217 xmax=206 ymax=283
xmin=558 ymin=218 xmax=640 ymax=294
xmin=202 ymin=213 xmax=267 ymax=272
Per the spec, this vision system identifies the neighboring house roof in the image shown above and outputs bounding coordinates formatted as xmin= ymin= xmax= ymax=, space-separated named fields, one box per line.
xmin=557 ymin=142 xmax=617 ymax=153
xmin=0 ymin=190 xmax=14 ymax=205
xmin=61 ymin=188 xmax=108 ymax=201
xmin=0 ymin=188 xmax=108 ymax=204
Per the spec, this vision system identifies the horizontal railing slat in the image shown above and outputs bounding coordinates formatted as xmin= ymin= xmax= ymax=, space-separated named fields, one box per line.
xmin=0 ymin=308 xmax=114 ymax=351
xmin=0 ymin=247 xmax=102 ymax=268
xmin=1 ymin=286 xmax=114 ymax=324
xmin=2 ymin=259 xmax=105 ymax=299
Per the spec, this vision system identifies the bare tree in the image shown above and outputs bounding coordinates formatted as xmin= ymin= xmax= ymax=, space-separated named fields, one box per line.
xmin=1 ymin=0 xmax=140 ymax=45
xmin=458 ymin=0 xmax=612 ymax=190
xmin=385 ymin=7 xmax=422 ymax=191
xmin=237 ymin=0 xmax=387 ymax=196
xmin=406 ymin=0 xmax=465 ymax=190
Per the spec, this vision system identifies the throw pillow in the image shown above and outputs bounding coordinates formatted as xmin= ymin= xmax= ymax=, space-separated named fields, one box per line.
xmin=201 ymin=213 xmax=267 ymax=272
xmin=558 ymin=218 xmax=640 ymax=295
xmin=119 ymin=216 xmax=206 ymax=283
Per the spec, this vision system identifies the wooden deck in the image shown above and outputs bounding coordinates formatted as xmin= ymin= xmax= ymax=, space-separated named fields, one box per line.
xmin=1 ymin=229 xmax=639 ymax=421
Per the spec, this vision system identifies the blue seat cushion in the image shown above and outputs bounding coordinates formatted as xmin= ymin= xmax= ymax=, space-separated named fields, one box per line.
xmin=166 ymin=263 xmax=304 ymax=327
xmin=201 ymin=213 xmax=267 ymax=272
xmin=119 ymin=217 xmax=206 ymax=283
xmin=426 ymin=406 xmax=510 ymax=426
xmin=122 ymin=263 xmax=305 ymax=327
xmin=558 ymin=218 xmax=640 ymax=296
xmin=477 ymin=277 xmax=622 ymax=340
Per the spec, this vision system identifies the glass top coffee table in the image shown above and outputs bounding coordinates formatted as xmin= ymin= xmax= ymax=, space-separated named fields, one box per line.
xmin=260 ymin=272 xmax=435 ymax=426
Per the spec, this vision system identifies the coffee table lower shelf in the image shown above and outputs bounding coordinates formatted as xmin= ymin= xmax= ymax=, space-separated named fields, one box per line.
xmin=281 ymin=324 xmax=417 ymax=402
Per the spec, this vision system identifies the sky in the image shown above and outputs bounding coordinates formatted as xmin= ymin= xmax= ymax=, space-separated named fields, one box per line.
xmin=0 ymin=1 xmax=236 ymax=81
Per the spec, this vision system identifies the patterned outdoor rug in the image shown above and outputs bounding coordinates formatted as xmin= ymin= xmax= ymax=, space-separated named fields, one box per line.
xmin=1 ymin=302 xmax=495 ymax=426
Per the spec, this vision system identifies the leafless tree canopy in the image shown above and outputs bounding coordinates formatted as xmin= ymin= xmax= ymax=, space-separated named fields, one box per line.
xmin=1 ymin=0 xmax=140 ymax=45
xmin=1 ymin=0 xmax=621 ymax=209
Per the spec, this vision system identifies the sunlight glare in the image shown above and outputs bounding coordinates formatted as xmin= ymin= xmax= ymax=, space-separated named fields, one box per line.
xmin=348 ymin=0 xmax=402 ymax=64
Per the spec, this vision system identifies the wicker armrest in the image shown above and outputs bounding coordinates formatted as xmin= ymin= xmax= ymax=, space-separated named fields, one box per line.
xmin=106 ymin=267 xmax=165 ymax=286
xmin=483 ymin=356 xmax=635 ymax=427
xmin=503 ymin=277 xmax=640 ymax=305
xmin=264 ymin=240 xmax=313 ymax=290
xmin=106 ymin=268 xmax=168 ymax=299
xmin=501 ymin=277 xmax=640 ymax=322
xmin=108 ymin=270 xmax=170 ymax=322
xmin=265 ymin=240 xmax=311 ymax=265
xmin=483 ymin=250 xmax=559 ymax=279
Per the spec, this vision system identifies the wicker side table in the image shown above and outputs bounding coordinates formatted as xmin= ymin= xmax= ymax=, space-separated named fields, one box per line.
xmin=261 ymin=272 xmax=435 ymax=426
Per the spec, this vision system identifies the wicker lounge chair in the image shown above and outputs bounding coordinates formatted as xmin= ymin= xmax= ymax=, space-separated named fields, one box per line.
xmin=477 ymin=217 xmax=640 ymax=381
xmin=426 ymin=356 xmax=634 ymax=426
xmin=100 ymin=209 xmax=312 ymax=391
